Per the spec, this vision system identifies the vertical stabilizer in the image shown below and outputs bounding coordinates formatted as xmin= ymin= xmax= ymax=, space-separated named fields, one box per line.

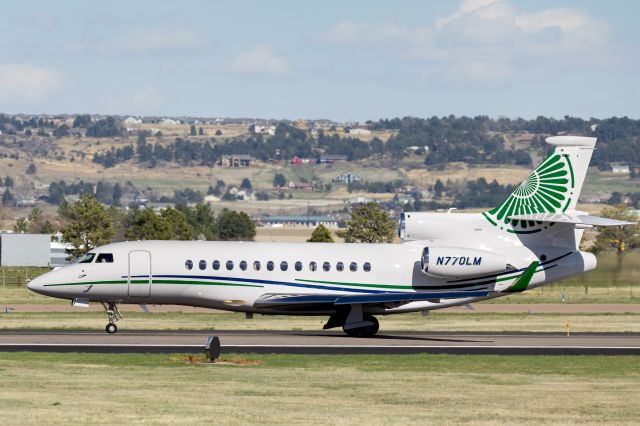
xmin=482 ymin=136 xmax=596 ymax=234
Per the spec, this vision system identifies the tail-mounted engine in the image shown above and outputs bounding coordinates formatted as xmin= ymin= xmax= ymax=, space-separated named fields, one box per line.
xmin=421 ymin=246 xmax=508 ymax=279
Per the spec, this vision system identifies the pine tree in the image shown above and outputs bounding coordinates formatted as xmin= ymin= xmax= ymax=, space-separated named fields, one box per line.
xmin=337 ymin=202 xmax=396 ymax=243
xmin=307 ymin=224 xmax=334 ymax=242
xmin=60 ymin=195 xmax=114 ymax=259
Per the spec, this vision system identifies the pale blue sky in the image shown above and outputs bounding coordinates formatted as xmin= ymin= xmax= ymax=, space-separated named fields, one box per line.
xmin=0 ymin=0 xmax=638 ymax=121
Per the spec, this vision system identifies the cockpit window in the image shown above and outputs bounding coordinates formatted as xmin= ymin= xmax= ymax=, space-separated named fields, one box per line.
xmin=77 ymin=253 xmax=95 ymax=263
xmin=96 ymin=253 xmax=114 ymax=263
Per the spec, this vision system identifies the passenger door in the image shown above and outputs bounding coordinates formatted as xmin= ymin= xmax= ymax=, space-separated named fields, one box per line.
xmin=128 ymin=250 xmax=151 ymax=297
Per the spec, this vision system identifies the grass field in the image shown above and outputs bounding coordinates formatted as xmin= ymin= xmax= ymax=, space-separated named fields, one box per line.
xmin=0 ymin=352 xmax=638 ymax=425
xmin=1 ymin=311 xmax=639 ymax=333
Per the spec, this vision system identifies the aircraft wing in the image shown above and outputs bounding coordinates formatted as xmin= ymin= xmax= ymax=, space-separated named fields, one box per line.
xmin=508 ymin=213 xmax=635 ymax=227
xmin=254 ymin=290 xmax=491 ymax=309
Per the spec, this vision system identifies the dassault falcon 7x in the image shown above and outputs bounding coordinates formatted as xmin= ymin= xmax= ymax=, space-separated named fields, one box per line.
xmin=28 ymin=136 xmax=633 ymax=336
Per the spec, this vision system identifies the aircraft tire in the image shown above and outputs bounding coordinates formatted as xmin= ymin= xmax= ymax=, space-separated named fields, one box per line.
xmin=106 ymin=323 xmax=118 ymax=334
xmin=343 ymin=315 xmax=379 ymax=337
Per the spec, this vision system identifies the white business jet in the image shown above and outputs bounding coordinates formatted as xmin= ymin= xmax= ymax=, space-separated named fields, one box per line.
xmin=28 ymin=136 xmax=632 ymax=336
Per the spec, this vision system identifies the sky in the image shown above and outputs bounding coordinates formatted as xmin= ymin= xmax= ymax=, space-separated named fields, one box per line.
xmin=0 ymin=0 xmax=638 ymax=121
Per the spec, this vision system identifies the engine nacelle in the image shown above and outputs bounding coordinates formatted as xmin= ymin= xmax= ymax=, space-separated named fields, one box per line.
xmin=421 ymin=246 xmax=508 ymax=279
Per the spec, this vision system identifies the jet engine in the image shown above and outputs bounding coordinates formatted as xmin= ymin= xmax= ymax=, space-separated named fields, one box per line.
xmin=421 ymin=246 xmax=508 ymax=279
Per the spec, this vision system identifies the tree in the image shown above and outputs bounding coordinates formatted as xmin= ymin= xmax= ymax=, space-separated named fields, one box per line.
xmin=217 ymin=208 xmax=256 ymax=241
xmin=590 ymin=205 xmax=640 ymax=262
xmin=337 ymin=202 xmax=396 ymax=243
xmin=60 ymin=195 xmax=114 ymax=259
xmin=190 ymin=125 xmax=197 ymax=136
xmin=215 ymin=129 xmax=222 ymax=136
xmin=4 ymin=176 xmax=14 ymax=187
xmin=26 ymin=163 xmax=37 ymax=175
xmin=589 ymin=205 xmax=640 ymax=289
xmin=13 ymin=218 xmax=28 ymax=233
xmin=53 ymin=124 xmax=70 ymax=138
xmin=124 ymin=207 xmax=173 ymax=241
xmin=434 ymin=179 xmax=444 ymax=199
xmin=307 ymin=224 xmax=334 ymax=242
xmin=160 ymin=207 xmax=192 ymax=240
xmin=240 ymin=178 xmax=252 ymax=190
xmin=198 ymin=127 xmax=204 ymax=136
xmin=2 ymin=188 xmax=15 ymax=207
xmin=177 ymin=203 xmax=217 ymax=240
xmin=73 ymin=114 xmax=92 ymax=128
xmin=273 ymin=173 xmax=286 ymax=188
xmin=112 ymin=183 xmax=123 ymax=206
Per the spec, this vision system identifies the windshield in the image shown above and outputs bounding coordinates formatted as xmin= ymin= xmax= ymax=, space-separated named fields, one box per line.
xmin=96 ymin=253 xmax=114 ymax=263
xmin=77 ymin=253 xmax=95 ymax=264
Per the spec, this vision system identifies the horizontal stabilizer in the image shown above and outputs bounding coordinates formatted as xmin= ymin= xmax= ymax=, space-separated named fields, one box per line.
xmin=254 ymin=290 xmax=490 ymax=308
xmin=508 ymin=213 xmax=635 ymax=227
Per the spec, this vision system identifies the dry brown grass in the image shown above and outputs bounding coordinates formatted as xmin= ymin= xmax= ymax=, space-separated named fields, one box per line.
xmin=405 ymin=163 xmax=531 ymax=186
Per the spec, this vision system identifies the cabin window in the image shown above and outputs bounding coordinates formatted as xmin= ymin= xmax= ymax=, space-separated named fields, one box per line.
xmin=294 ymin=261 xmax=302 ymax=271
xmin=240 ymin=260 xmax=247 ymax=271
xmin=280 ymin=261 xmax=288 ymax=271
xmin=212 ymin=260 xmax=220 ymax=270
xmin=323 ymin=261 xmax=331 ymax=272
xmin=226 ymin=260 xmax=234 ymax=270
xmin=96 ymin=253 xmax=114 ymax=263
xmin=309 ymin=261 xmax=317 ymax=271
xmin=349 ymin=262 xmax=357 ymax=272
xmin=253 ymin=261 xmax=261 ymax=271
xmin=336 ymin=262 xmax=344 ymax=272
xmin=363 ymin=262 xmax=372 ymax=272
xmin=267 ymin=261 xmax=274 ymax=271
xmin=199 ymin=260 xmax=207 ymax=270
xmin=77 ymin=253 xmax=95 ymax=264
xmin=185 ymin=259 xmax=193 ymax=270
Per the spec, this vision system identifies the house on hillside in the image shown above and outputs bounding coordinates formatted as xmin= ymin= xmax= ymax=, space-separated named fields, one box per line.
xmin=124 ymin=116 xmax=143 ymax=125
xmin=254 ymin=125 xmax=276 ymax=135
xmin=218 ymin=155 xmax=256 ymax=167
xmin=611 ymin=164 xmax=630 ymax=174
xmin=332 ymin=172 xmax=361 ymax=184
xmin=348 ymin=128 xmax=372 ymax=135
xmin=318 ymin=154 xmax=348 ymax=164
xmin=259 ymin=215 xmax=339 ymax=228
xmin=161 ymin=118 xmax=180 ymax=125
xmin=290 ymin=156 xmax=311 ymax=165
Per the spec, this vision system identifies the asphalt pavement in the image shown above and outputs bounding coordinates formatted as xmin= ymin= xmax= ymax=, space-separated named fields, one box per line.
xmin=1 ymin=330 xmax=639 ymax=355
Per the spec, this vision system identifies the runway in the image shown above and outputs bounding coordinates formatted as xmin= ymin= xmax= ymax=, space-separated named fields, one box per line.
xmin=1 ymin=330 xmax=639 ymax=355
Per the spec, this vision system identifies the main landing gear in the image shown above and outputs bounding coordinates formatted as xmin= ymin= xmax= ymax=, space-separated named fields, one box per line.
xmin=343 ymin=315 xmax=379 ymax=337
xmin=324 ymin=305 xmax=380 ymax=337
xmin=102 ymin=302 xmax=123 ymax=334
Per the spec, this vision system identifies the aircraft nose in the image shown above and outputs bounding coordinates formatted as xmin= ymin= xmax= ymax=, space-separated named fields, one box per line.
xmin=27 ymin=276 xmax=44 ymax=294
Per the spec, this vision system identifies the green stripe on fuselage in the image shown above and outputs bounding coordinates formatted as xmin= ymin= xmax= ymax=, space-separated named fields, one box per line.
xmin=43 ymin=279 xmax=263 ymax=288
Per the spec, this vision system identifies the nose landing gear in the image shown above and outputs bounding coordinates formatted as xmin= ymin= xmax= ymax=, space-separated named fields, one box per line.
xmin=102 ymin=302 xmax=122 ymax=334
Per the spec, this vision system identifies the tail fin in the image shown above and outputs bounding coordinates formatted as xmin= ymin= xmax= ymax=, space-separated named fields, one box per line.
xmin=483 ymin=136 xmax=596 ymax=233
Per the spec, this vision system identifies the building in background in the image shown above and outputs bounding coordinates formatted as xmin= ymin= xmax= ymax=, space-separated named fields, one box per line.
xmin=0 ymin=233 xmax=52 ymax=267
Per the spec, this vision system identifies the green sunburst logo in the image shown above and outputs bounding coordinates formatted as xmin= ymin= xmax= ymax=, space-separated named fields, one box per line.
xmin=483 ymin=152 xmax=574 ymax=233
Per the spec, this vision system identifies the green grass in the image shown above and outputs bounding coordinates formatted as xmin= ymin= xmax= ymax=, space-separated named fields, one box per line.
xmin=0 ymin=352 xmax=638 ymax=425
xmin=583 ymin=168 xmax=640 ymax=194
xmin=2 ymin=311 xmax=640 ymax=333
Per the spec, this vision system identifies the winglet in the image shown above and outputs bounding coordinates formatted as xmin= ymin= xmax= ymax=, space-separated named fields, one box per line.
xmin=506 ymin=261 xmax=539 ymax=293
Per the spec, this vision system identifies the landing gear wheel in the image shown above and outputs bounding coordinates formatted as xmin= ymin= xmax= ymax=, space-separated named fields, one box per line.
xmin=102 ymin=302 xmax=123 ymax=334
xmin=343 ymin=315 xmax=379 ymax=337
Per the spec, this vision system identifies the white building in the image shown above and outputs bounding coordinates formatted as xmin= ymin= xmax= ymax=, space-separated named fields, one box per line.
xmin=349 ymin=128 xmax=372 ymax=135
xmin=612 ymin=164 xmax=630 ymax=174
xmin=254 ymin=125 xmax=276 ymax=136
xmin=124 ymin=116 xmax=143 ymax=125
